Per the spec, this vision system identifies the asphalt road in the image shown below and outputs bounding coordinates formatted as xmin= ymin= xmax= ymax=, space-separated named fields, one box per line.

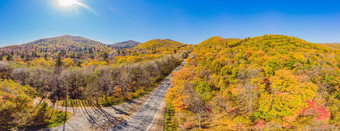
xmin=113 ymin=60 xmax=186 ymax=131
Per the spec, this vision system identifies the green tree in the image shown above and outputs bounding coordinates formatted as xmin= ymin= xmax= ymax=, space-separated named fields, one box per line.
xmin=6 ymin=55 xmax=12 ymax=61
xmin=102 ymin=52 xmax=109 ymax=60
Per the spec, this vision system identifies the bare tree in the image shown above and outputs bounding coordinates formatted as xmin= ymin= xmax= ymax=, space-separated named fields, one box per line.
xmin=244 ymin=83 xmax=255 ymax=114
xmin=48 ymin=74 xmax=65 ymax=104
xmin=183 ymin=82 xmax=206 ymax=129
xmin=87 ymin=66 xmax=115 ymax=103
xmin=0 ymin=61 xmax=12 ymax=79
xmin=61 ymin=68 xmax=87 ymax=99
xmin=119 ymin=65 xmax=132 ymax=98
xmin=11 ymin=68 xmax=29 ymax=85
xmin=27 ymin=68 xmax=51 ymax=99
xmin=146 ymin=61 xmax=159 ymax=79
xmin=138 ymin=63 xmax=151 ymax=87
xmin=237 ymin=67 xmax=262 ymax=114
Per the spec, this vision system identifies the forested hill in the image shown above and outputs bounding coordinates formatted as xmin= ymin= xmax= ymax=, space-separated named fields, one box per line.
xmin=196 ymin=36 xmax=241 ymax=50
xmin=134 ymin=39 xmax=187 ymax=54
xmin=111 ymin=39 xmax=191 ymax=64
xmin=165 ymin=35 xmax=340 ymax=130
xmin=0 ymin=35 xmax=193 ymax=67
xmin=0 ymin=35 xmax=113 ymax=61
xmin=111 ymin=40 xmax=141 ymax=48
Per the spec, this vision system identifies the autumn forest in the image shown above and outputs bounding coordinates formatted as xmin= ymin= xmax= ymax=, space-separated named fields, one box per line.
xmin=0 ymin=34 xmax=340 ymax=130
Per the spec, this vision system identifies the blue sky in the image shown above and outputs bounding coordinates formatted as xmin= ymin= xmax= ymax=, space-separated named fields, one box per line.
xmin=0 ymin=0 xmax=340 ymax=46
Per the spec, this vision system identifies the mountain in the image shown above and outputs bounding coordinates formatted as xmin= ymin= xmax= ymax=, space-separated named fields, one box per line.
xmin=134 ymin=39 xmax=187 ymax=54
xmin=135 ymin=39 xmax=186 ymax=49
xmin=111 ymin=40 xmax=141 ymax=48
xmin=197 ymin=36 xmax=241 ymax=50
xmin=320 ymin=43 xmax=340 ymax=50
xmin=0 ymin=35 xmax=113 ymax=61
xmin=166 ymin=35 xmax=340 ymax=130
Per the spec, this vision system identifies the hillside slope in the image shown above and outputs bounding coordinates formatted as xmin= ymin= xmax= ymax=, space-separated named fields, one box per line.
xmin=166 ymin=35 xmax=340 ymax=130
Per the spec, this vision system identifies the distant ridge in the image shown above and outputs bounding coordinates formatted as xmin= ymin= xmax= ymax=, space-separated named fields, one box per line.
xmin=111 ymin=40 xmax=141 ymax=48
xmin=134 ymin=39 xmax=186 ymax=50
xmin=0 ymin=35 xmax=113 ymax=59
xmin=320 ymin=43 xmax=340 ymax=50
xmin=133 ymin=39 xmax=188 ymax=54
xmin=196 ymin=36 xmax=241 ymax=50
xmin=23 ymin=35 xmax=106 ymax=46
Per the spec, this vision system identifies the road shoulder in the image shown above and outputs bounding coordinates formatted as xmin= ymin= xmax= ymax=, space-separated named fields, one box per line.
xmin=148 ymin=99 xmax=167 ymax=131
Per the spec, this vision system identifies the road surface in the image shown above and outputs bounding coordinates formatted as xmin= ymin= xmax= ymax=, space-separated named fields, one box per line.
xmin=113 ymin=60 xmax=185 ymax=131
xmin=48 ymin=90 xmax=154 ymax=131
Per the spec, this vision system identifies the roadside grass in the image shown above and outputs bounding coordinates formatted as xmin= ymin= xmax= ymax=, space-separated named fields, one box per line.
xmin=17 ymin=102 xmax=72 ymax=130
xmin=47 ymin=110 xmax=72 ymax=128
xmin=164 ymin=104 xmax=177 ymax=131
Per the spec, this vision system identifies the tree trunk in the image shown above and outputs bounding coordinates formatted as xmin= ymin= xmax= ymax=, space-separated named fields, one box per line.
xmin=249 ymin=94 xmax=252 ymax=114
xmin=34 ymin=97 xmax=44 ymax=110
xmin=199 ymin=112 xmax=202 ymax=129
xmin=63 ymin=99 xmax=67 ymax=131
xmin=63 ymin=88 xmax=68 ymax=131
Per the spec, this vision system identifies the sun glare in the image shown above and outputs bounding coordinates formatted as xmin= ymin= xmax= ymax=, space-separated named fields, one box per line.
xmin=57 ymin=0 xmax=99 ymax=15
xmin=58 ymin=0 xmax=78 ymax=7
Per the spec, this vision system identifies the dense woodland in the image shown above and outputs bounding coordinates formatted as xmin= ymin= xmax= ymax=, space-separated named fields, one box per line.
xmin=0 ymin=36 xmax=190 ymax=130
xmin=165 ymin=35 xmax=340 ymax=130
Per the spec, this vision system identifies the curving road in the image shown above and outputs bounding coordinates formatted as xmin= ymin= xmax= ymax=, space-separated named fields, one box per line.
xmin=113 ymin=60 xmax=186 ymax=131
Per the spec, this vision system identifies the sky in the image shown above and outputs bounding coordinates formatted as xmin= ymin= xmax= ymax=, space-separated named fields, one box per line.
xmin=0 ymin=0 xmax=340 ymax=46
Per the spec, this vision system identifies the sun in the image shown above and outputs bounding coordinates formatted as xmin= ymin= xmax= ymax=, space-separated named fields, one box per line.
xmin=58 ymin=0 xmax=78 ymax=7
xmin=56 ymin=0 xmax=98 ymax=15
